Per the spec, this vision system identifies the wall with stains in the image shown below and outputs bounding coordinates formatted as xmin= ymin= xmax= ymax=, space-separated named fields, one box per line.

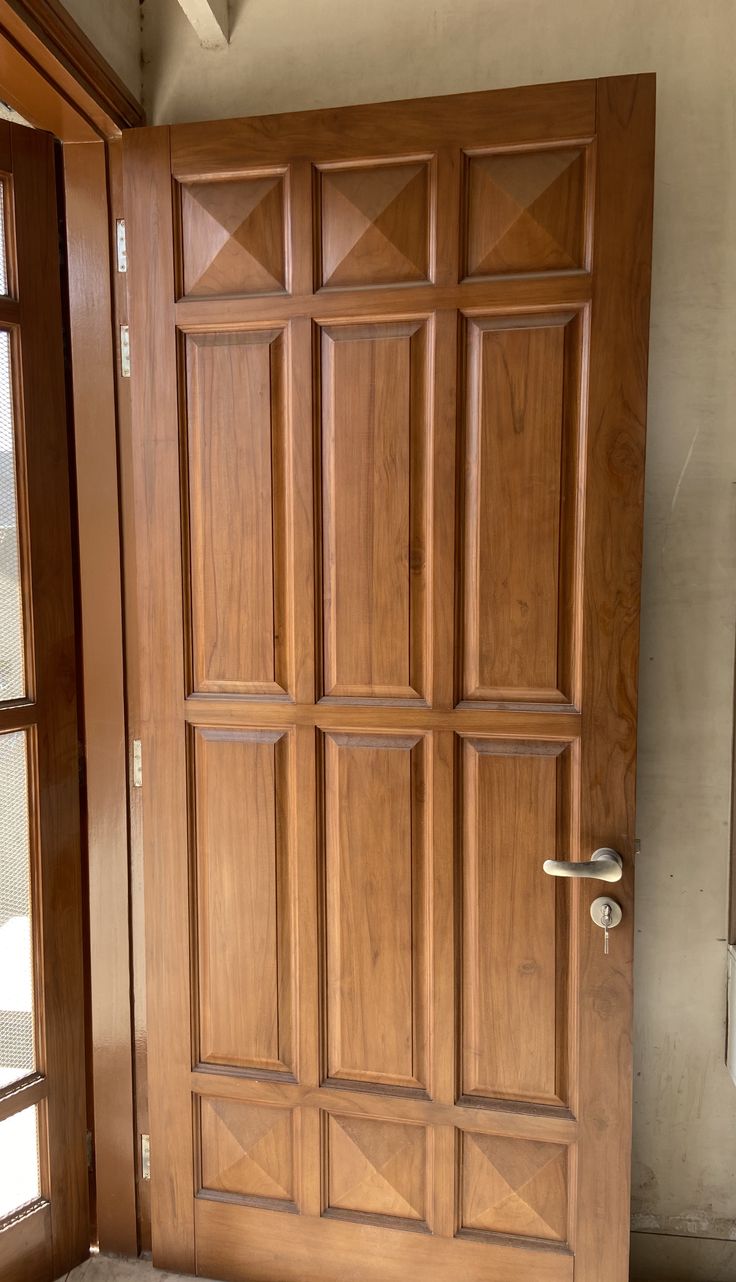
xmin=60 ymin=0 xmax=141 ymax=99
xmin=62 ymin=0 xmax=736 ymax=1275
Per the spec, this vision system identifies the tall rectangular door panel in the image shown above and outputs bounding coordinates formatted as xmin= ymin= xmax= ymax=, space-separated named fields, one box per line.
xmin=123 ymin=74 xmax=655 ymax=1282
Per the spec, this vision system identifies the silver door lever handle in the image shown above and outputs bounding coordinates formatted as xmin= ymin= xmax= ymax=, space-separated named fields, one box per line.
xmin=543 ymin=848 xmax=623 ymax=882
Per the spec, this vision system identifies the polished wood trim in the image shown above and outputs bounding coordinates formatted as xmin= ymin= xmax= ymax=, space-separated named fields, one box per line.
xmin=123 ymin=124 xmax=195 ymax=1270
xmin=13 ymin=121 xmax=89 ymax=1277
xmin=108 ymin=135 xmax=152 ymax=1255
xmin=195 ymin=1197 xmax=573 ymax=1282
xmin=0 ymin=1073 xmax=46 ymax=1123
xmin=573 ymin=74 xmax=656 ymax=1281
xmin=190 ymin=1072 xmax=578 ymax=1145
xmin=174 ymin=274 xmax=592 ymax=328
xmin=182 ymin=699 xmax=581 ymax=737
xmin=0 ymin=1203 xmax=52 ymax=1282
xmin=0 ymin=700 xmax=36 ymax=731
xmin=63 ymin=139 xmax=138 ymax=1259
xmin=0 ymin=0 xmax=143 ymax=139
xmin=0 ymin=295 xmax=19 ymax=323
xmin=0 ymin=24 xmax=97 ymax=141
xmin=171 ymin=79 xmax=596 ymax=174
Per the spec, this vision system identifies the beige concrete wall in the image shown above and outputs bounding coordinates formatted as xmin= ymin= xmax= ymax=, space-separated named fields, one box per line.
xmin=61 ymin=0 xmax=141 ymax=99
xmin=79 ymin=0 xmax=736 ymax=1273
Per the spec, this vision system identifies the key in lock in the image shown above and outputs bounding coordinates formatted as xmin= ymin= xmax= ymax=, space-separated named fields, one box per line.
xmin=590 ymin=896 xmax=623 ymax=955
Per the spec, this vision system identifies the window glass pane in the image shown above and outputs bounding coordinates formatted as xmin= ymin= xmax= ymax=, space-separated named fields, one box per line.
xmin=0 ymin=329 xmax=24 ymax=699
xmin=0 ymin=182 xmax=7 ymax=296
xmin=0 ymin=1106 xmax=41 ymax=1219
xmin=0 ymin=730 xmax=35 ymax=1087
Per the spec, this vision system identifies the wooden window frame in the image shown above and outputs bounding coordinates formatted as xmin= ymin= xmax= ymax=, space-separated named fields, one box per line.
xmin=0 ymin=0 xmax=143 ymax=1258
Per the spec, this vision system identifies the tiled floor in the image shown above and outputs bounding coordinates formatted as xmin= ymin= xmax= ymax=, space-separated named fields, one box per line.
xmin=59 ymin=1255 xmax=197 ymax=1282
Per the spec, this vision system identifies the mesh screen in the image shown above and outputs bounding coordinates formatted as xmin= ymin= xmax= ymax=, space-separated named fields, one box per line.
xmin=0 ymin=329 xmax=24 ymax=700
xmin=0 ymin=731 xmax=35 ymax=1088
xmin=0 ymin=1105 xmax=41 ymax=1220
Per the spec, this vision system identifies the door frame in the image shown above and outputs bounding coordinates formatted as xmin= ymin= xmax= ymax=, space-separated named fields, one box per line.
xmin=0 ymin=0 xmax=143 ymax=1258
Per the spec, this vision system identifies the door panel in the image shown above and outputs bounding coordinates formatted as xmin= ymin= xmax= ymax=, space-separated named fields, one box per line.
xmin=323 ymin=731 xmax=429 ymax=1092
xmin=186 ymin=329 xmax=289 ymax=696
xmin=0 ymin=123 xmax=87 ymax=1281
xmin=193 ymin=727 xmax=295 ymax=1074
xmin=319 ymin=321 xmax=428 ymax=702
xmin=123 ymin=74 xmax=655 ymax=1282
xmin=461 ymin=314 xmax=574 ymax=703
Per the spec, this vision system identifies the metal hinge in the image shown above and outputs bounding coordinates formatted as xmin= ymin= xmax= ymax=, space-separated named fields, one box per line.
xmin=132 ymin=739 xmax=143 ymax=788
xmin=120 ymin=324 xmax=131 ymax=378
xmin=86 ymin=1130 xmax=94 ymax=1172
xmin=115 ymin=218 xmax=127 ymax=272
xmin=141 ymin=1133 xmax=151 ymax=1181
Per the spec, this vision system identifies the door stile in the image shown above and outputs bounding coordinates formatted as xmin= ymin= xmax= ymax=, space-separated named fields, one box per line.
xmin=123 ymin=124 xmax=196 ymax=1272
xmin=574 ymin=73 xmax=655 ymax=1282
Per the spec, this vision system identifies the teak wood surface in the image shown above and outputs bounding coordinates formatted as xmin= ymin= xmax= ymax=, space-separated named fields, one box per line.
xmin=0 ymin=122 xmax=88 ymax=1281
xmin=122 ymin=75 xmax=655 ymax=1282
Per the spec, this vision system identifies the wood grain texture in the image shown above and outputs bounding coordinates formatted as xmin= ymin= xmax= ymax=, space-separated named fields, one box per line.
xmin=192 ymin=1071 xmax=578 ymax=1144
xmin=465 ymin=147 xmax=588 ymax=278
xmin=326 ymin=1114 xmax=427 ymax=1225
xmin=195 ymin=1195 xmax=573 ymax=1282
xmin=461 ymin=315 xmax=571 ymax=703
xmin=171 ymin=80 xmax=596 ymax=174
xmin=0 ymin=1203 xmax=51 ymax=1282
xmin=9 ymin=123 xmax=88 ymax=1278
xmin=319 ymin=321 xmax=428 ymax=701
xmin=186 ymin=328 xmax=290 ymax=695
xmin=319 ymin=160 xmax=430 ymax=288
xmin=62 ymin=138 xmax=138 ymax=1258
xmin=122 ymin=75 xmax=654 ymax=1282
xmin=193 ymin=728 xmax=294 ymax=1074
xmin=461 ymin=739 xmax=568 ymax=1106
xmin=322 ymin=733 xmax=428 ymax=1091
xmin=199 ymin=1098 xmax=295 ymax=1207
xmin=180 ymin=174 xmax=286 ymax=297
xmin=460 ymin=1131 xmax=568 ymax=1242
xmin=123 ymin=124 xmax=195 ymax=1271
xmin=572 ymin=73 xmax=656 ymax=1282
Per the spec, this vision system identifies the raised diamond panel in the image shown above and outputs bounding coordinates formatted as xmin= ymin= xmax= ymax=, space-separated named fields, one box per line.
xmin=465 ymin=148 xmax=586 ymax=277
xmin=319 ymin=161 xmax=430 ymax=288
xmin=199 ymin=1098 xmax=295 ymax=1207
xmin=460 ymin=1131 xmax=568 ymax=1242
xmin=181 ymin=173 xmax=286 ymax=297
xmin=326 ymin=1114 xmax=427 ymax=1226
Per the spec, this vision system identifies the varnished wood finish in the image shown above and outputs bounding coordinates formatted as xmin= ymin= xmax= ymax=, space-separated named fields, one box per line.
xmin=461 ymin=739 xmax=569 ymax=1106
xmin=0 ymin=124 xmax=88 ymax=1278
xmin=0 ymin=1203 xmax=51 ymax=1282
xmin=195 ymin=1196 xmax=573 ymax=1282
xmin=0 ymin=7 xmax=144 ymax=1258
xmin=320 ymin=322 xmax=428 ymax=702
xmin=193 ymin=727 xmax=295 ymax=1074
xmin=62 ymin=139 xmax=138 ymax=1258
xmin=573 ymin=74 xmax=655 ymax=1282
xmin=461 ymin=315 xmax=574 ymax=703
xmin=123 ymin=76 xmax=654 ymax=1282
xmin=124 ymin=124 xmax=195 ymax=1272
xmin=186 ymin=329 xmax=290 ymax=696
xmin=323 ymin=732 xmax=428 ymax=1091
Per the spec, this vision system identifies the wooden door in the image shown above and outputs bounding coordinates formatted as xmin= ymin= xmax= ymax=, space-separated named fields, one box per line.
xmin=123 ymin=75 xmax=655 ymax=1282
xmin=0 ymin=124 xmax=88 ymax=1281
